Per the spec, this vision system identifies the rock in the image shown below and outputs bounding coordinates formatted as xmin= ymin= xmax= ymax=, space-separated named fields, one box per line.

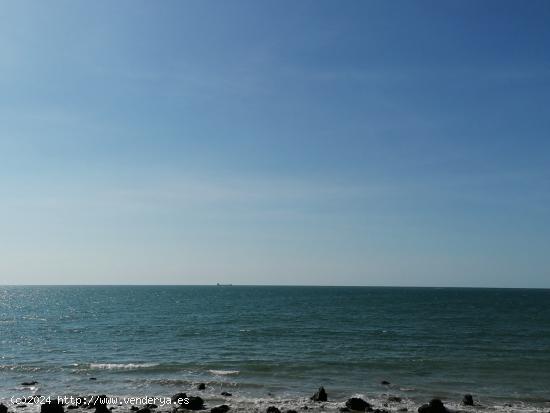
xmin=90 ymin=378 xmax=97 ymax=381
xmin=144 ymin=405 xmax=157 ymax=409
xmin=0 ymin=404 xmax=8 ymax=413
xmin=345 ymin=398 xmax=371 ymax=411
xmin=210 ymin=405 xmax=230 ymax=413
xmin=17 ymin=405 xmax=28 ymax=409
xmin=184 ymin=397 xmax=204 ymax=411
xmin=21 ymin=381 xmax=38 ymax=386
xmin=462 ymin=395 xmax=474 ymax=406
xmin=197 ymin=383 xmax=206 ymax=390
xmin=418 ymin=399 xmax=447 ymax=413
xmin=286 ymin=411 xmax=297 ymax=413
xmin=388 ymin=397 xmax=402 ymax=403
xmin=41 ymin=400 xmax=64 ymax=413
xmin=311 ymin=387 xmax=328 ymax=402
xmin=221 ymin=392 xmax=232 ymax=397
xmin=398 ymin=409 xmax=408 ymax=412
xmin=96 ymin=405 xmax=110 ymax=413
xmin=266 ymin=408 xmax=280 ymax=413
xmin=87 ymin=395 xmax=109 ymax=413
xmin=171 ymin=393 xmax=187 ymax=404
xmin=130 ymin=408 xmax=139 ymax=411
xmin=67 ymin=407 xmax=78 ymax=410
xmin=381 ymin=381 xmax=390 ymax=385
xmin=136 ymin=409 xmax=150 ymax=413
xmin=339 ymin=409 xmax=350 ymax=412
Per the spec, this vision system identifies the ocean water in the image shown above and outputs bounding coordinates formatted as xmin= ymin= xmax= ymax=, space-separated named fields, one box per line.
xmin=0 ymin=286 xmax=549 ymax=412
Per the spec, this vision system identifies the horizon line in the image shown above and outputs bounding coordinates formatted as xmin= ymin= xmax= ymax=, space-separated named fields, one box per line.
xmin=1 ymin=284 xmax=549 ymax=290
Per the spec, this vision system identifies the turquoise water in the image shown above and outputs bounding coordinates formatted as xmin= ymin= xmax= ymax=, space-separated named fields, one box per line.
xmin=0 ymin=286 xmax=549 ymax=410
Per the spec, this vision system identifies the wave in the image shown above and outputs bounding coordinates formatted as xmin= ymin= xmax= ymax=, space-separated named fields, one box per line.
xmin=208 ymin=369 xmax=240 ymax=376
xmin=89 ymin=363 xmax=159 ymax=370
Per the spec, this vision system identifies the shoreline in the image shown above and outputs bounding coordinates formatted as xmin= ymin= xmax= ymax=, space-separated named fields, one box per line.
xmin=2 ymin=387 xmax=549 ymax=413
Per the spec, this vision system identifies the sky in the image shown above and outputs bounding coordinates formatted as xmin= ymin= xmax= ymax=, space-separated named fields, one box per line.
xmin=0 ymin=1 xmax=549 ymax=287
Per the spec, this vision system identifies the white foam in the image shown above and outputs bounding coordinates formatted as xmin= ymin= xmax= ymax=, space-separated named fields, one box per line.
xmin=208 ymin=369 xmax=240 ymax=375
xmin=90 ymin=363 xmax=158 ymax=370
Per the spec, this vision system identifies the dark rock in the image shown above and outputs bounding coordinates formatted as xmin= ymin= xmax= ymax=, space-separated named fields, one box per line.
xmin=373 ymin=410 xmax=390 ymax=413
xmin=90 ymin=378 xmax=97 ymax=381
xmin=388 ymin=397 xmax=402 ymax=403
xmin=418 ymin=399 xmax=447 ymax=413
xmin=136 ymin=409 xmax=150 ymax=413
xmin=210 ymin=405 xmax=230 ymax=413
xmin=88 ymin=395 xmax=109 ymax=413
xmin=171 ymin=394 xmax=187 ymax=404
xmin=130 ymin=407 xmax=139 ymax=411
xmin=96 ymin=405 xmax=110 ymax=413
xmin=197 ymin=383 xmax=206 ymax=391
xmin=184 ymin=397 xmax=204 ymax=411
xmin=381 ymin=381 xmax=390 ymax=385
xmin=339 ymin=409 xmax=350 ymax=412
xmin=72 ymin=398 xmax=86 ymax=407
xmin=17 ymin=405 xmax=28 ymax=409
xmin=0 ymin=404 xmax=8 ymax=413
xmin=311 ymin=387 xmax=328 ymax=402
xmin=462 ymin=395 xmax=474 ymax=406
xmin=67 ymin=406 xmax=78 ymax=410
xmin=286 ymin=411 xmax=297 ymax=413
xmin=144 ymin=405 xmax=157 ymax=409
xmin=301 ymin=407 xmax=309 ymax=410
xmin=21 ymin=381 xmax=38 ymax=386
xmin=398 ymin=409 xmax=408 ymax=412
xmin=266 ymin=408 xmax=280 ymax=413
xmin=41 ymin=400 xmax=64 ymax=413
xmin=221 ymin=392 xmax=232 ymax=397
xmin=345 ymin=398 xmax=371 ymax=411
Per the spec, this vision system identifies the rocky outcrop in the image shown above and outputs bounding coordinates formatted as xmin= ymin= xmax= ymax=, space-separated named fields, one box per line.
xmin=345 ymin=398 xmax=371 ymax=411
xmin=210 ymin=406 xmax=229 ymax=413
xmin=221 ymin=392 xmax=232 ymax=397
xmin=417 ymin=399 xmax=447 ymax=413
xmin=311 ymin=387 xmax=327 ymax=402
xmin=41 ymin=401 xmax=64 ymax=413
xmin=184 ymin=397 xmax=204 ymax=411
xmin=462 ymin=394 xmax=474 ymax=406
xmin=197 ymin=383 xmax=206 ymax=390
xmin=0 ymin=403 xmax=8 ymax=413
xmin=171 ymin=393 xmax=187 ymax=404
xmin=266 ymin=407 xmax=280 ymax=413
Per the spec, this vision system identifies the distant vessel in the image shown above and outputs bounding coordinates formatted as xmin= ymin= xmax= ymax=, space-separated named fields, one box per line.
xmin=216 ymin=283 xmax=233 ymax=286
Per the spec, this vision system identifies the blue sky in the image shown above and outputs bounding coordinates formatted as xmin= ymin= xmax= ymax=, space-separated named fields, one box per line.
xmin=1 ymin=1 xmax=549 ymax=286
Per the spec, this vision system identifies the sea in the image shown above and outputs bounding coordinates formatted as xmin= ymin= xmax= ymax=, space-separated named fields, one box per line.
xmin=0 ymin=286 xmax=549 ymax=412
